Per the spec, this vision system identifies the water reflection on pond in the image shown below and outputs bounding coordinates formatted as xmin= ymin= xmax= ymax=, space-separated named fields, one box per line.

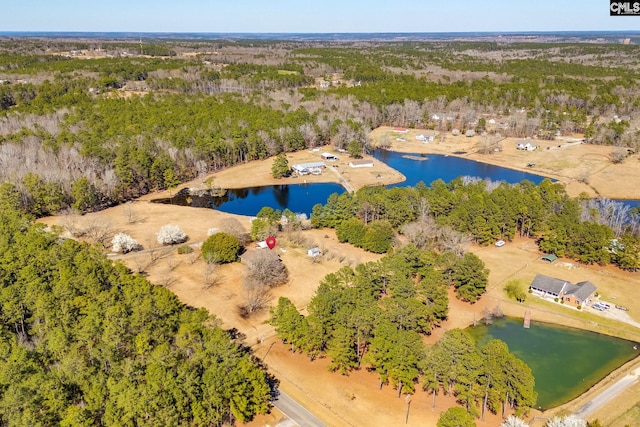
xmin=153 ymin=182 xmax=345 ymax=216
xmin=371 ymin=150 xmax=548 ymax=187
xmin=466 ymin=316 xmax=638 ymax=410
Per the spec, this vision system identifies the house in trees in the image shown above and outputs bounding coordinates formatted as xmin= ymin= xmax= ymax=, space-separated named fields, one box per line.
xmin=529 ymin=274 xmax=597 ymax=307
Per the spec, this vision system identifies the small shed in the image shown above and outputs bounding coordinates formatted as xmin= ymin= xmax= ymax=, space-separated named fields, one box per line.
xmin=541 ymin=254 xmax=558 ymax=263
xmin=321 ymin=152 xmax=339 ymax=161
xmin=349 ymin=160 xmax=374 ymax=168
xmin=307 ymin=247 xmax=321 ymax=258
xmin=392 ymin=127 xmax=409 ymax=134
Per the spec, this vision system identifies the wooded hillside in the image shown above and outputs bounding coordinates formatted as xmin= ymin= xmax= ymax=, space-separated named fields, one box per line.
xmin=1 ymin=37 xmax=639 ymax=215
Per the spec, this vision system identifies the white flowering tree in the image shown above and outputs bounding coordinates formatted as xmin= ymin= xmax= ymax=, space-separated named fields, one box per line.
xmin=111 ymin=233 xmax=140 ymax=253
xmin=545 ymin=416 xmax=586 ymax=427
xmin=501 ymin=415 xmax=529 ymax=427
xmin=156 ymin=224 xmax=188 ymax=245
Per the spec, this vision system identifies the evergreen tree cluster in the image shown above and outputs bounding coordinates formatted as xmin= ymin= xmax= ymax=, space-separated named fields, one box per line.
xmin=0 ymin=201 xmax=273 ymax=426
xmin=268 ymin=245 xmax=535 ymax=418
xmin=310 ymin=178 xmax=640 ymax=270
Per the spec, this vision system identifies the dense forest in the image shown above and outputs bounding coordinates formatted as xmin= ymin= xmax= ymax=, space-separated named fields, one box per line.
xmin=268 ymin=246 xmax=537 ymax=419
xmin=310 ymin=178 xmax=640 ymax=270
xmin=1 ymin=37 xmax=639 ymax=215
xmin=0 ymin=190 xmax=273 ymax=426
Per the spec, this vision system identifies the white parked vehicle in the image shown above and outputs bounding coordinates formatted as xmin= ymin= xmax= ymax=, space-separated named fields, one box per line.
xmin=495 ymin=240 xmax=506 ymax=247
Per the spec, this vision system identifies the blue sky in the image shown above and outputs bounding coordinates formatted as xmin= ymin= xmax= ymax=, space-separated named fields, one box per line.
xmin=1 ymin=0 xmax=638 ymax=33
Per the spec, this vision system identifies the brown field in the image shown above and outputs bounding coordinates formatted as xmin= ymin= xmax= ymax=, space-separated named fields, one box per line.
xmin=369 ymin=126 xmax=640 ymax=200
xmin=41 ymin=128 xmax=640 ymax=427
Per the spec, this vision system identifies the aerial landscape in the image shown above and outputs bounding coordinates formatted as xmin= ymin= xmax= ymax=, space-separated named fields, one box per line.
xmin=2 ymin=1 xmax=640 ymax=427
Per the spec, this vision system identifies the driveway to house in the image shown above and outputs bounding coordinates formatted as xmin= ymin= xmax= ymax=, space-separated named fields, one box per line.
xmin=573 ymin=365 xmax=640 ymax=419
xmin=586 ymin=303 xmax=640 ymax=329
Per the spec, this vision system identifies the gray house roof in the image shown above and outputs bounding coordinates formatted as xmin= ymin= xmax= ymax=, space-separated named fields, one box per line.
xmin=565 ymin=281 xmax=597 ymax=302
xmin=529 ymin=274 xmax=597 ymax=303
xmin=530 ymin=274 xmax=568 ymax=296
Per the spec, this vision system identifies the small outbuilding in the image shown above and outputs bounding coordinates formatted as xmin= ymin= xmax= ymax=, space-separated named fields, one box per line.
xmin=541 ymin=254 xmax=558 ymax=263
xmin=321 ymin=152 xmax=339 ymax=161
xmin=349 ymin=160 xmax=374 ymax=168
xmin=392 ymin=127 xmax=409 ymax=134
xmin=307 ymin=247 xmax=321 ymax=258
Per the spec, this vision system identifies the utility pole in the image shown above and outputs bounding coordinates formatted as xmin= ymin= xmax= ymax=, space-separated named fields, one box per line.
xmin=405 ymin=394 xmax=412 ymax=424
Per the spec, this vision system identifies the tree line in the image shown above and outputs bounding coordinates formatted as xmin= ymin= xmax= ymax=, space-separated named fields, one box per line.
xmin=310 ymin=178 xmax=640 ymax=270
xmin=0 ymin=190 xmax=273 ymax=426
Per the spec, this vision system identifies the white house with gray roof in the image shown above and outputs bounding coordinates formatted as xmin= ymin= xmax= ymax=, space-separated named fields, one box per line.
xmin=529 ymin=274 xmax=597 ymax=307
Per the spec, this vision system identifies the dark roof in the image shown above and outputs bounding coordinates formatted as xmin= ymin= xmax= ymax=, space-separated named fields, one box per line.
xmin=541 ymin=254 xmax=558 ymax=262
xmin=530 ymin=274 xmax=567 ymax=295
xmin=566 ymin=281 xmax=597 ymax=302
xmin=529 ymin=275 xmax=597 ymax=303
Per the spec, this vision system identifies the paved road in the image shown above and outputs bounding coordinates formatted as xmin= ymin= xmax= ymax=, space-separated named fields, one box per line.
xmin=573 ymin=366 xmax=640 ymax=419
xmin=273 ymin=390 xmax=327 ymax=427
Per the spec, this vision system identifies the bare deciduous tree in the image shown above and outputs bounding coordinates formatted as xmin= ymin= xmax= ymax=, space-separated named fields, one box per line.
xmin=238 ymin=250 xmax=289 ymax=317
xmin=239 ymin=277 xmax=272 ymax=317
xmin=78 ymin=218 xmax=113 ymax=248
xmin=581 ymin=198 xmax=632 ymax=237
xmin=122 ymin=202 xmax=139 ymax=224
xmin=246 ymin=250 xmax=288 ymax=288
xmin=218 ymin=217 xmax=250 ymax=244
xmin=438 ymin=226 xmax=470 ymax=257
xmin=203 ymin=262 xmax=221 ymax=289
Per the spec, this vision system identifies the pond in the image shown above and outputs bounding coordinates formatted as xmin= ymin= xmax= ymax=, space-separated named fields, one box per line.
xmin=371 ymin=150 xmax=548 ymax=187
xmin=154 ymin=150 xmax=640 ymax=217
xmin=153 ymin=182 xmax=345 ymax=216
xmin=466 ymin=316 xmax=638 ymax=410
xmin=155 ymin=150 xmax=551 ymax=216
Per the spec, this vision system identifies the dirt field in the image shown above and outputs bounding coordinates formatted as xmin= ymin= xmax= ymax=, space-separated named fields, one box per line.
xmin=40 ymin=128 xmax=640 ymax=427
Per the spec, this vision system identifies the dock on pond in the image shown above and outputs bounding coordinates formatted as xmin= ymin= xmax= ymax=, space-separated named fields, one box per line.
xmin=524 ymin=310 xmax=531 ymax=328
